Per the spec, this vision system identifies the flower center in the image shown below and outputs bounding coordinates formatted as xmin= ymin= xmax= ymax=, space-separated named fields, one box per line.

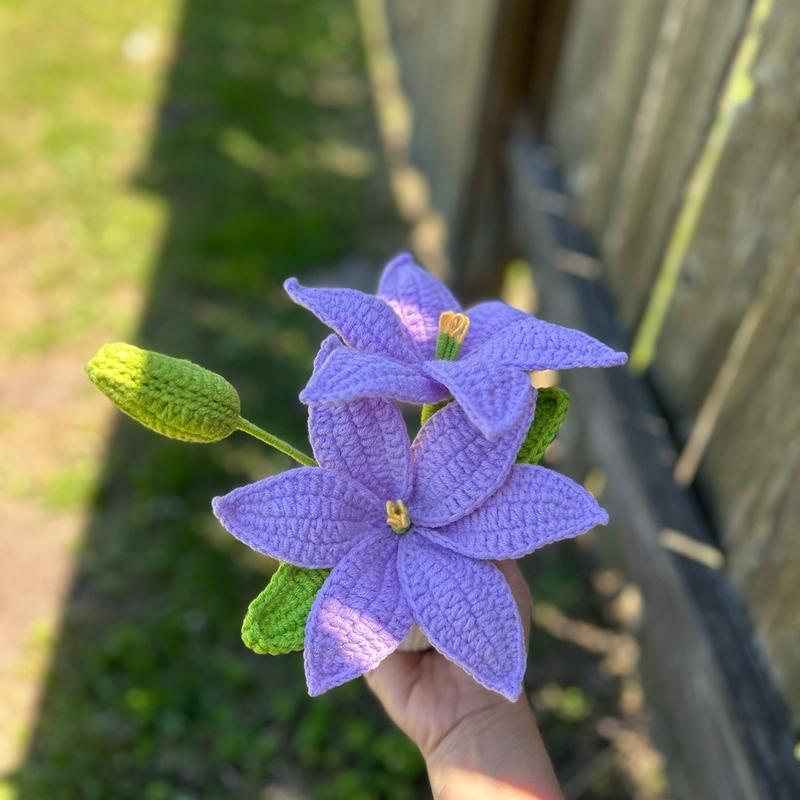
xmin=385 ymin=499 xmax=411 ymax=534
xmin=438 ymin=311 xmax=470 ymax=348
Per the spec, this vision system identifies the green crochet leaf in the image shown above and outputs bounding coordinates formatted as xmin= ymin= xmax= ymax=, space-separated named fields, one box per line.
xmin=241 ymin=563 xmax=330 ymax=655
xmin=516 ymin=386 xmax=570 ymax=465
xmin=420 ymin=398 xmax=450 ymax=425
xmin=86 ymin=342 xmax=241 ymax=443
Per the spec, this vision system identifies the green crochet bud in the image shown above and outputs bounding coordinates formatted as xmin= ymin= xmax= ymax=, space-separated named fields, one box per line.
xmin=86 ymin=342 xmax=241 ymax=443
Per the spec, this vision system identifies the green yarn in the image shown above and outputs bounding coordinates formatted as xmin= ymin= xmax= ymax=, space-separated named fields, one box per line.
xmin=86 ymin=342 xmax=241 ymax=443
xmin=236 ymin=417 xmax=317 ymax=466
xmin=420 ymin=398 xmax=449 ymax=425
xmin=242 ymin=564 xmax=330 ymax=655
xmin=434 ymin=330 xmax=462 ymax=361
xmin=516 ymin=386 xmax=570 ymax=465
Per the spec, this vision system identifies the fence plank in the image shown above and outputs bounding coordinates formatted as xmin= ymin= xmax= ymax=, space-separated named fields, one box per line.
xmin=656 ymin=2 xmax=800 ymax=431
xmin=645 ymin=5 xmax=800 ymax=706
xmin=702 ymin=223 xmax=800 ymax=716
xmin=384 ymin=0 xmax=497 ymax=231
xmin=547 ymin=0 xmax=668 ymax=240
xmin=600 ymin=0 xmax=748 ymax=327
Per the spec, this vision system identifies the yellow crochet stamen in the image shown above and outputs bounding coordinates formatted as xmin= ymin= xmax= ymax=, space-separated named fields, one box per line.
xmin=438 ymin=311 xmax=470 ymax=345
xmin=385 ymin=499 xmax=411 ymax=534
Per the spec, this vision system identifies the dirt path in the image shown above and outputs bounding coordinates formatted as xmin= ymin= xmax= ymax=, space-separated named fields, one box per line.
xmin=0 ymin=346 xmax=119 ymax=771
xmin=0 ymin=0 xmax=167 ymax=774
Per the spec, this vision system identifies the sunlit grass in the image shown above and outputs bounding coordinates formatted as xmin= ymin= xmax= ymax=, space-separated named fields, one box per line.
xmin=3 ymin=0 xmax=424 ymax=797
xmin=0 ymin=1 xmax=174 ymax=357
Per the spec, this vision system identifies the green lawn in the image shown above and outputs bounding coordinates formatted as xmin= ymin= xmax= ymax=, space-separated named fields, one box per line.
xmin=3 ymin=0 xmax=420 ymax=797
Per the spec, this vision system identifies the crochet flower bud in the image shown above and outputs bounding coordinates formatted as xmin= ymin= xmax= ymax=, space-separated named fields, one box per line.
xmin=86 ymin=342 xmax=241 ymax=443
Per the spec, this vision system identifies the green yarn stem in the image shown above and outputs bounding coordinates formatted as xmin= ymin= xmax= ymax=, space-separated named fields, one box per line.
xmin=420 ymin=331 xmax=461 ymax=425
xmin=420 ymin=399 xmax=449 ymax=426
xmin=434 ymin=330 xmax=461 ymax=360
xmin=237 ymin=417 xmax=317 ymax=466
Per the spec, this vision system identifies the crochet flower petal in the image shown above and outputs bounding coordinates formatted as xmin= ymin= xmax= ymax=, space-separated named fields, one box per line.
xmin=308 ymin=335 xmax=413 ymax=499
xmin=305 ymin=533 xmax=413 ymax=695
xmin=423 ymin=358 xmax=534 ymax=441
xmin=460 ymin=300 xmax=527 ymax=356
xmin=309 ymin=397 xmax=413 ymax=502
xmin=284 ymin=278 xmax=420 ymax=362
xmin=212 ymin=468 xmax=383 ymax=568
xmin=410 ymin=396 xmax=533 ymax=527
xmin=475 ymin=316 xmax=628 ymax=370
xmin=398 ymin=536 xmax=526 ymax=700
xmin=300 ymin=347 xmax=449 ymax=406
xmin=312 ymin=333 xmax=343 ymax=371
xmin=378 ymin=253 xmax=461 ymax=358
xmin=419 ymin=464 xmax=608 ymax=559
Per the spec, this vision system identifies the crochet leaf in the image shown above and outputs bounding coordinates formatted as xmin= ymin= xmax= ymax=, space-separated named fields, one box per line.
xmin=516 ymin=386 xmax=570 ymax=465
xmin=86 ymin=342 xmax=241 ymax=443
xmin=242 ymin=563 xmax=330 ymax=655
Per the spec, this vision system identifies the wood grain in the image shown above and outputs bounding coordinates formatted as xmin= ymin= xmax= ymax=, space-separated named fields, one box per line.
xmin=547 ymin=0 xmax=668 ymax=240
xmin=507 ymin=132 xmax=800 ymax=798
xmin=703 ymin=222 xmax=800 ymax=715
xmin=384 ymin=0 xmax=497 ymax=232
xmin=602 ymin=0 xmax=747 ymax=327
xmin=656 ymin=3 xmax=800 ymax=428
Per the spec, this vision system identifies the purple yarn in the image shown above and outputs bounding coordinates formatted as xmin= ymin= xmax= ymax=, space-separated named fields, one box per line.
xmin=286 ymin=253 xmax=626 ymax=439
xmin=213 ymin=337 xmax=608 ymax=699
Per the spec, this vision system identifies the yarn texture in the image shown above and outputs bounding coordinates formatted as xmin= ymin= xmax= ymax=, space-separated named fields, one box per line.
xmin=287 ymin=253 xmax=626 ymax=440
xmin=213 ymin=336 xmax=608 ymax=700
xmin=86 ymin=342 xmax=240 ymax=443
xmin=85 ymin=254 xmax=627 ymax=702
xmin=517 ymin=386 xmax=570 ymax=465
xmin=242 ymin=563 xmax=329 ymax=655
xmin=241 ymin=378 xmax=572 ymax=655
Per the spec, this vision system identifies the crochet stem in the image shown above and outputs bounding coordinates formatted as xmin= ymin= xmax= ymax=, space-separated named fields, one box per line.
xmin=420 ymin=311 xmax=470 ymax=425
xmin=237 ymin=417 xmax=317 ymax=466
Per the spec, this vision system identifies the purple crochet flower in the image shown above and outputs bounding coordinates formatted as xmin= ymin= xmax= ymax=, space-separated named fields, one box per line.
xmin=212 ymin=336 xmax=608 ymax=699
xmin=285 ymin=253 xmax=626 ymax=440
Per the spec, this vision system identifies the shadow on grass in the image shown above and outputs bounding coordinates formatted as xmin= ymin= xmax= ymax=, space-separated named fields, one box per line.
xmin=14 ymin=1 xmax=422 ymax=798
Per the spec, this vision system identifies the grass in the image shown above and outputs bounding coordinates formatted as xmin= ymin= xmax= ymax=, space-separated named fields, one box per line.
xmin=0 ymin=2 xmax=175 ymax=357
xmin=1 ymin=0 xmax=664 ymax=797
xmin=4 ymin=0 xmax=419 ymax=797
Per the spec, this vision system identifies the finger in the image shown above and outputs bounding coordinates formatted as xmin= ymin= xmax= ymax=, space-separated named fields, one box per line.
xmin=363 ymin=650 xmax=424 ymax=739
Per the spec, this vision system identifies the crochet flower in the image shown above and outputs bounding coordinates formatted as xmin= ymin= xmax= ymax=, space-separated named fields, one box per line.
xmin=285 ymin=253 xmax=626 ymax=440
xmin=213 ymin=336 xmax=608 ymax=699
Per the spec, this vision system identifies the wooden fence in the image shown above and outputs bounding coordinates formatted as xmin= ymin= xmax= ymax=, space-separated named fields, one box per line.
xmin=383 ymin=0 xmax=800 ymax=797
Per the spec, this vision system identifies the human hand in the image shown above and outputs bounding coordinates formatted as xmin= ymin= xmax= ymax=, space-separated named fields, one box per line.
xmin=365 ymin=561 xmax=563 ymax=800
